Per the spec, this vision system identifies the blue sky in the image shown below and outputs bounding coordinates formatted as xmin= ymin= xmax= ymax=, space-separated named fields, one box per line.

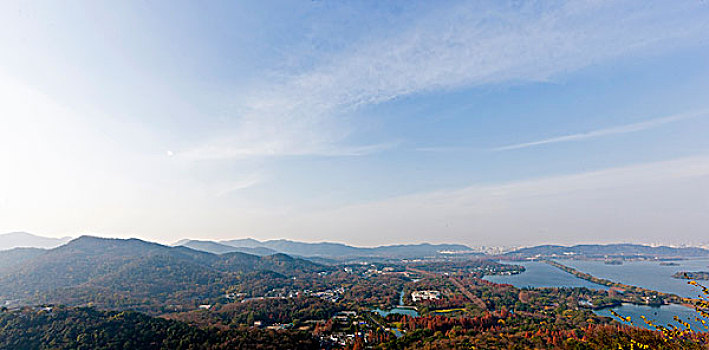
xmin=1 ymin=1 xmax=708 ymax=246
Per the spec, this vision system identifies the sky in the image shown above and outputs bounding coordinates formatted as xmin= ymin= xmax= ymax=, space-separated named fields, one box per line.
xmin=1 ymin=0 xmax=708 ymax=247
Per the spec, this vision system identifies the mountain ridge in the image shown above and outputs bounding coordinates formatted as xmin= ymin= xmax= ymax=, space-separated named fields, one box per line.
xmin=177 ymin=240 xmax=278 ymax=256
xmin=506 ymin=243 xmax=709 ymax=259
xmin=175 ymin=237 xmax=475 ymax=259
xmin=0 ymin=236 xmax=327 ymax=312
xmin=0 ymin=232 xmax=71 ymax=251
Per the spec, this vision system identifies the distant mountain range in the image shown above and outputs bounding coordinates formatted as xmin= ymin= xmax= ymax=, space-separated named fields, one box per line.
xmin=173 ymin=240 xmax=279 ymax=256
xmin=3 ymin=233 xmax=709 ymax=315
xmin=0 ymin=236 xmax=327 ymax=312
xmin=506 ymin=243 xmax=709 ymax=259
xmin=5 ymin=232 xmax=707 ymax=261
xmin=175 ymin=238 xmax=475 ymax=259
xmin=0 ymin=232 xmax=71 ymax=251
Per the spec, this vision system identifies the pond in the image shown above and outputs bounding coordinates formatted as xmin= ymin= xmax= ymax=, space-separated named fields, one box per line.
xmin=371 ymin=289 xmax=420 ymax=317
xmin=372 ymin=307 xmax=419 ymax=317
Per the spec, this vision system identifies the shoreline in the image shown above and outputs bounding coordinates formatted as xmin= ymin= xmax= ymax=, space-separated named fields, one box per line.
xmin=542 ymin=259 xmax=698 ymax=307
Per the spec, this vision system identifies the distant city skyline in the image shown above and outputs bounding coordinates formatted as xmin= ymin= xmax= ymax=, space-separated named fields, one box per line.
xmin=1 ymin=1 xmax=708 ymax=246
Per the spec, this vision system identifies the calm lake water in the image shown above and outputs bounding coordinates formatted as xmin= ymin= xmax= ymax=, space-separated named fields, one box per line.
xmin=594 ymin=303 xmax=706 ymax=331
xmin=484 ymin=260 xmax=708 ymax=330
xmin=559 ymin=259 xmax=709 ymax=298
xmin=483 ymin=261 xmax=609 ymax=290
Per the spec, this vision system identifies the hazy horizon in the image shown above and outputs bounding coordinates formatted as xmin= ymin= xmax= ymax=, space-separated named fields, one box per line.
xmin=2 ymin=1 xmax=708 ymax=247
xmin=3 ymin=231 xmax=708 ymax=250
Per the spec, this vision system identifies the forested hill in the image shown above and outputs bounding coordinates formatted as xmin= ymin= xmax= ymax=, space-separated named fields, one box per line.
xmin=507 ymin=243 xmax=709 ymax=259
xmin=0 ymin=247 xmax=46 ymax=272
xmin=0 ymin=306 xmax=318 ymax=350
xmin=0 ymin=236 xmax=328 ymax=313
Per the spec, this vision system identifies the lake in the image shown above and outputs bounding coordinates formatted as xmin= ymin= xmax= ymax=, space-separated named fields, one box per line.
xmin=484 ymin=260 xmax=708 ymax=331
xmin=483 ymin=261 xmax=609 ymax=290
xmin=594 ymin=303 xmax=706 ymax=331
xmin=558 ymin=259 xmax=709 ymax=298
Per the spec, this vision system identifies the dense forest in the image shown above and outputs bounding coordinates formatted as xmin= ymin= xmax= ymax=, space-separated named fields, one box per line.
xmin=2 ymin=305 xmax=707 ymax=350
xmin=166 ymin=297 xmax=344 ymax=327
xmin=0 ymin=306 xmax=318 ymax=350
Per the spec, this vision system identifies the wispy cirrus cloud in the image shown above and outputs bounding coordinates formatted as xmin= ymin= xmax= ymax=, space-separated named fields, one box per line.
xmin=214 ymin=174 xmax=263 ymax=197
xmin=493 ymin=110 xmax=709 ymax=151
xmin=185 ymin=0 xmax=709 ymax=160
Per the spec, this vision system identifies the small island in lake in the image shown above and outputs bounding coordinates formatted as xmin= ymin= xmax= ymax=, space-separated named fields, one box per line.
xmin=604 ymin=259 xmax=623 ymax=265
xmin=659 ymin=262 xmax=680 ymax=266
xmin=671 ymin=271 xmax=709 ymax=280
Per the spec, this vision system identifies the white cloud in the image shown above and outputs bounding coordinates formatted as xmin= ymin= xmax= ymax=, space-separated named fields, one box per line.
xmin=214 ymin=175 xmax=263 ymax=197
xmin=493 ymin=110 xmax=709 ymax=151
xmin=182 ymin=138 xmax=396 ymax=160
xmin=187 ymin=0 xmax=709 ymax=159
